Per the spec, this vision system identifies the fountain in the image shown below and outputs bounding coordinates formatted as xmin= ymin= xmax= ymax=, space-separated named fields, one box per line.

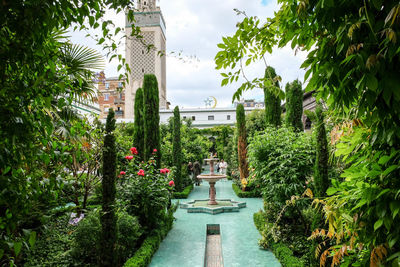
xmin=197 ymin=154 xmax=226 ymax=205
xmin=180 ymin=154 xmax=246 ymax=214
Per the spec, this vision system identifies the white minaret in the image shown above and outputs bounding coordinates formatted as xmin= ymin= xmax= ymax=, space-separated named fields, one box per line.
xmin=125 ymin=0 xmax=167 ymax=119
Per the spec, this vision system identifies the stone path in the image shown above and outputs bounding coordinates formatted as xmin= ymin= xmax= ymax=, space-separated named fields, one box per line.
xmin=205 ymin=235 xmax=223 ymax=267
xmin=149 ymin=179 xmax=281 ymax=267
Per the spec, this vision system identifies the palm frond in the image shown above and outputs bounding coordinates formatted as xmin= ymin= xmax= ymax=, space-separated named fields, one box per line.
xmin=61 ymin=43 xmax=105 ymax=71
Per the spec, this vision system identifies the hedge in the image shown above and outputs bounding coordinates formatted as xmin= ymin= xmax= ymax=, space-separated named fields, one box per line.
xmin=172 ymin=184 xmax=193 ymax=199
xmin=253 ymin=212 xmax=305 ymax=267
xmin=123 ymin=206 xmax=176 ymax=267
xmin=232 ymin=183 xmax=260 ymax=198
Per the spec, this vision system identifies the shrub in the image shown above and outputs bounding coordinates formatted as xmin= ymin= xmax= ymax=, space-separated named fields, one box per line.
xmin=123 ymin=204 xmax=176 ymax=267
xmin=143 ymin=74 xmax=161 ymax=167
xmin=25 ymin=215 xmax=74 ymax=266
xmin=248 ymin=126 xmax=315 ymax=210
xmin=71 ymin=210 xmax=142 ymax=266
xmin=285 ymin=79 xmax=303 ymax=132
xmin=236 ymin=104 xmax=249 ymax=182
xmin=232 ymin=183 xmax=260 ymax=198
xmin=172 ymin=106 xmax=183 ymax=191
xmin=100 ymin=108 xmax=117 ymax=266
xmin=173 ymin=184 xmax=193 ymax=199
xmin=313 ymin=101 xmax=329 ymax=197
xmin=264 ymin=66 xmax=281 ymax=127
xmin=117 ymin=150 xmax=172 ymax=232
xmin=133 ymin=87 xmax=145 ymax=161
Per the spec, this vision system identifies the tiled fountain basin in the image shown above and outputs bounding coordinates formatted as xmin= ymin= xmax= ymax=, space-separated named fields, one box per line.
xmin=180 ymin=199 xmax=246 ymax=215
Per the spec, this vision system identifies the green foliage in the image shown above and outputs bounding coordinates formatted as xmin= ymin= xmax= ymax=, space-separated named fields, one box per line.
xmin=100 ymin=108 xmax=117 ymax=266
xmin=248 ymin=126 xmax=315 ymax=209
xmin=253 ymin=212 xmax=305 ymax=267
xmin=25 ymin=215 xmax=74 ymax=266
xmin=236 ymin=104 xmax=249 ymax=181
xmin=232 ymin=184 xmax=260 ymax=198
xmin=123 ymin=205 xmax=177 ymax=267
xmin=173 ymin=185 xmax=194 ymax=199
xmin=143 ymin=74 xmax=161 ymax=167
xmin=160 ymin=120 xmax=212 ymax=168
xmin=117 ymin=149 xmax=172 ymax=232
xmin=313 ymin=102 xmax=329 ymax=197
xmin=319 ymin=125 xmax=400 ymax=265
xmin=172 ymin=106 xmax=183 ymax=191
xmin=285 ymin=80 xmax=303 ymax=132
xmin=246 ymin=109 xmax=266 ymax=137
xmin=72 ymin=210 xmax=142 ymax=266
xmin=264 ymin=67 xmax=282 ymax=127
xmin=133 ymin=88 xmax=145 ymax=161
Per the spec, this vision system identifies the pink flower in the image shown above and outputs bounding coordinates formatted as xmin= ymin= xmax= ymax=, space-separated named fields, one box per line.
xmin=125 ymin=155 xmax=134 ymax=160
xmin=120 ymin=171 xmax=126 ymax=175
xmin=160 ymin=168 xmax=170 ymax=174
xmin=130 ymin=147 xmax=138 ymax=155
xmin=169 ymin=180 xmax=175 ymax=187
xmin=137 ymin=169 xmax=145 ymax=176
xmin=153 ymin=148 xmax=157 ymax=153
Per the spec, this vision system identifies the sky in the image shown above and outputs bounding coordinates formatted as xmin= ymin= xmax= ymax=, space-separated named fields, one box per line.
xmin=70 ymin=0 xmax=307 ymax=108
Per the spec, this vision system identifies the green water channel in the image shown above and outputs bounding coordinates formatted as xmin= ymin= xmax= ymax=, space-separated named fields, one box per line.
xmin=149 ymin=179 xmax=281 ymax=266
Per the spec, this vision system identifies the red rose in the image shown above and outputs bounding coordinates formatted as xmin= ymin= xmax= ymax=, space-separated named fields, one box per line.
xmin=165 ymin=168 xmax=170 ymax=173
xmin=169 ymin=180 xmax=175 ymax=187
xmin=153 ymin=149 xmax=157 ymax=153
xmin=120 ymin=171 xmax=126 ymax=175
xmin=160 ymin=169 xmax=166 ymax=174
xmin=137 ymin=169 xmax=145 ymax=176
xmin=125 ymin=155 xmax=134 ymax=160
xmin=130 ymin=147 xmax=138 ymax=155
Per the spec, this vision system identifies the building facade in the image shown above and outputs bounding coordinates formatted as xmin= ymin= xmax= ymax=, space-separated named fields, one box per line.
xmin=125 ymin=0 xmax=167 ymax=119
xmin=159 ymin=107 xmax=260 ymax=129
xmin=97 ymin=77 xmax=126 ymax=119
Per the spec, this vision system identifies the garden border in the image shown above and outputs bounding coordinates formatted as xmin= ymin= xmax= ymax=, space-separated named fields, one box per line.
xmin=172 ymin=184 xmax=193 ymax=199
xmin=253 ymin=212 xmax=305 ymax=267
xmin=232 ymin=183 xmax=260 ymax=198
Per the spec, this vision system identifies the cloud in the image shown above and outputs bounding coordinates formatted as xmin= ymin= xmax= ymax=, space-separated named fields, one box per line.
xmin=69 ymin=0 xmax=308 ymax=108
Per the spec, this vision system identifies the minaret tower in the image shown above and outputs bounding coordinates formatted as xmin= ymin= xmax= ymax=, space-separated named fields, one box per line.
xmin=125 ymin=0 xmax=167 ymax=118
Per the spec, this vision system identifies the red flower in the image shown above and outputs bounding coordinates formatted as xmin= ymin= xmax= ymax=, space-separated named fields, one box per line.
xmin=165 ymin=168 xmax=170 ymax=173
xmin=130 ymin=147 xmax=138 ymax=155
xmin=125 ymin=155 xmax=134 ymax=160
xmin=169 ymin=180 xmax=175 ymax=187
xmin=137 ymin=169 xmax=145 ymax=176
xmin=120 ymin=171 xmax=126 ymax=175
xmin=160 ymin=169 xmax=166 ymax=174
xmin=153 ymin=148 xmax=157 ymax=153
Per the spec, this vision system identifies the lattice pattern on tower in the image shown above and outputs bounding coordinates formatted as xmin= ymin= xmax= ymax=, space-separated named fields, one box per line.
xmin=130 ymin=31 xmax=155 ymax=80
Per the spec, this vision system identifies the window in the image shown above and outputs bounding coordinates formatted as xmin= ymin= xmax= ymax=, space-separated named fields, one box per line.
xmin=192 ymin=116 xmax=196 ymax=121
xmin=142 ymin=68 xmax=144 ymax=73
xmin=104 ymin=105 xmax=110 ymax=113
xmin=208 ymin=115 xmax=214 ymax=121
xmin=227 ymin=115 xmax=231 ymax=120
xmin=183 ymin=116 xmax=187 ymax=119
xmin=119 ymin=93 xmax=123 ymax=99
xmin=142 ymin=50 xmax=144 ymax=55
xmin=117 ymin=106 xmax=121 ymax=111
xmin=105 ymin=83 xmax=110 ymax=89
xmin=118 ymin=82 xmax=123 ymax=88
xmin=104 ymin=93 xmax=109 ymax=101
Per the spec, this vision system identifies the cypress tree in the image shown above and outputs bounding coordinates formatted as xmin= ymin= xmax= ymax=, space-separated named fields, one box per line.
xmin=264 ymin=66 xmax=281 ymax=127
xmin=133 ymin=87 xmax=145 ymax=160
xmin=100 ymin=108 xmax=117 ymax=266
xmin=143 ymin=74 xmax=161 ymax=168
xmin=172 ymin=106 xmax=183 ymax=191
xmin=285 ymin=79 xmax=304 ymax=132
xmin=314 ymin=101 xmax=329 ymax=197
xmin=236 ymin=104 xmax=249 ymax=186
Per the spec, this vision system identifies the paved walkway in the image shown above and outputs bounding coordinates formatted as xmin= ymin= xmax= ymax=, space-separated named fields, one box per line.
xmin=150 ymin=179 xmax=281 ymax=267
